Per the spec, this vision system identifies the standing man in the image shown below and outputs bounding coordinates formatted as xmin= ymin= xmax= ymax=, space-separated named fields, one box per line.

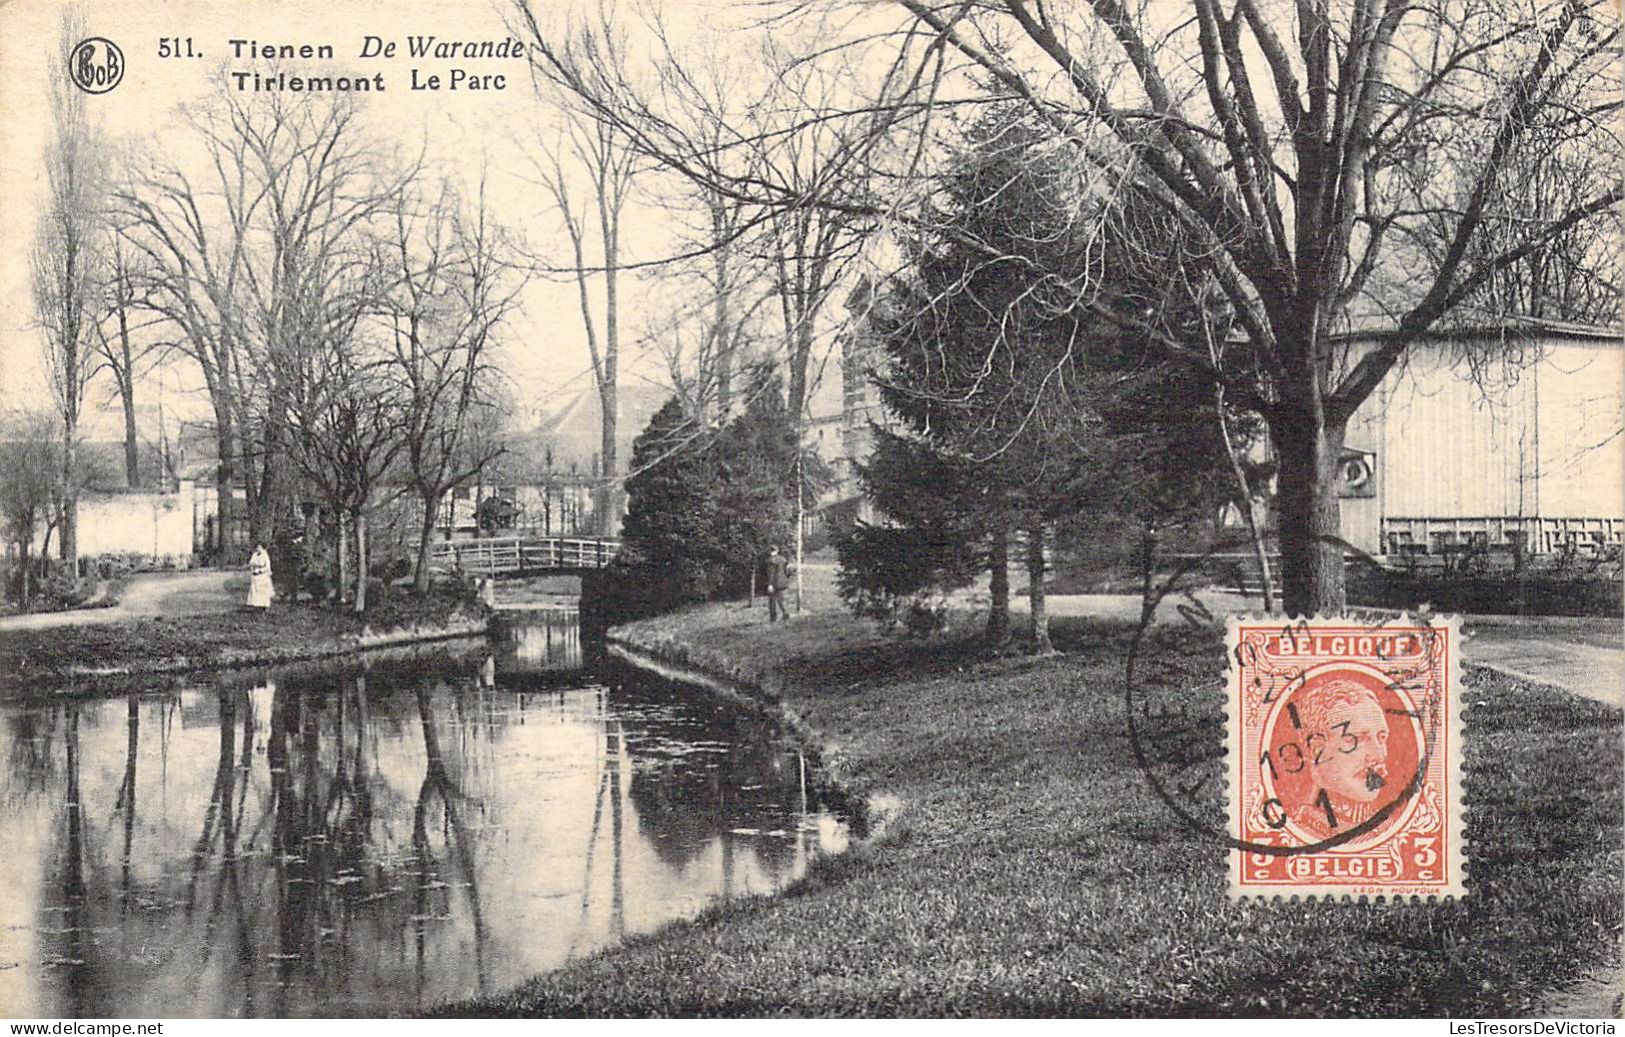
xmin=765 ymin=544 xmax=791 ymax=623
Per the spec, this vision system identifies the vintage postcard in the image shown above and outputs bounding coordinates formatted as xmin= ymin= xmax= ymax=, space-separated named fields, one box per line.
xmin=0 ymin=0 xmax=1619 ymax=1024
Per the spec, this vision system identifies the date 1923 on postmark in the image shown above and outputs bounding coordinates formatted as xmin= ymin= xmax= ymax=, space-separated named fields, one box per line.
xmin=1227 ymin=615 xmax=1464 ymax=899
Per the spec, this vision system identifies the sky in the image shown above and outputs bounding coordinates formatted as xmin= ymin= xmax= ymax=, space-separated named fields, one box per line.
xmin=0 ymin=0 xmax=847 ymax=439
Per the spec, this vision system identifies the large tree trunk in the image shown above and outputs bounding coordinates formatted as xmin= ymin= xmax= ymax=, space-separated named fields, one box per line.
xmin=213 ymin=400 xmax=238 ymax=564
xmin=238 ymin=429 xmax=258 ymax=534
xmin=251 ymin=400 xmax=288 ymax=552
xmin=1137 ymin=518 xmax=1159 ymax=627
xmin=60 ymin=428 xmax=78 ymax=571
xmin=1027 ymin=523 xmax=1052 ymax=654
xmin=794 ymin=473 xmax=804 ymax=614
xmin=787 ymin=322 xmax=813 ymax=447
xmin=335 ymin=508 xmax=349 ymax=608
xmin=986 ymin=519 xmax=1010 ymax=642
xmin=597 ymin=385 xmax=618 ymax=536
xmin=353 ymin=509 xmax=368 ymax=614
xmin=598 ymin=180 xmax=622 ymax=540
xmin=1272 ymin=405 xmax=1348 ymax=617
xmin=1214 ymin=384 xmax=1275 ymax=613
xmin=414 ymin=492 xmax=439 ymax=595
xmin=18 ymin=540 xmax=31 ymax=609
xmin=712 ymin=208 xmax=733 ymax=417
xmin=113 ymin=303 xmax=140 ymax=489
xmin=120 ymin=378 xmax=139 ymax=489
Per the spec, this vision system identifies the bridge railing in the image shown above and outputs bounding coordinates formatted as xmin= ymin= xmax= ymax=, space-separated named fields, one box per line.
xmin=428 ymin=536 xmax=619 ymax=575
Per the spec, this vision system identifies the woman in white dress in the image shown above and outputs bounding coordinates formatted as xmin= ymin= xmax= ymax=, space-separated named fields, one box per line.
xmin=247 ymin=544 xmax=273 ymax=610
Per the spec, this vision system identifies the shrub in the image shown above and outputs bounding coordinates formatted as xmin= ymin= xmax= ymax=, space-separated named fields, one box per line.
xmin=364 ymin=576 xmax=392 ymax=605
xmin=369 ymin=556 xmax=412 ymax=584
xmin=303 ymin=569 xmax=331 ymax=603
xmin=835 ymin=521 xmax=977 ymax=632
xmin=596 ymin=559 xmax=704 ymax=624
xmin=28 ymin=561 xmax=95 ymax=613
xmin=1348 ymin=567 xmax=1622 ymax=618
xmin=902 ymin=597 xmax=950 ymax=637
xmin=88 ymin=551 xmax=144 ymax=580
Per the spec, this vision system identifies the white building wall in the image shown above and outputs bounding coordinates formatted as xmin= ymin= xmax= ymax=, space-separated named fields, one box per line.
xmin=1343 ymin=333 xmax=1623 ymax=556
xmin=1357 ymin=340 xmax=1541 ymax=520
xmin=42 ymin=481 xmax=195 ymax=562
xmin=1533 ymin=340 xmax=1625 ymax=519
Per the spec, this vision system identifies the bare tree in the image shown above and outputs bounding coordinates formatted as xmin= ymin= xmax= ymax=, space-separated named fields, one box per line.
xmin=91 ymin=228 xmax=165 ymax=489
xmin=636 ymin=180 xmax=772 ymax=422
xmin=115 ymin=102 xmax=262 ymax=562
xmin=381 ymin=172 xmax=523 ymax=593
xmin=637 ymin=29 xmax=780 ymax=420
xmin=1443 ymin=92 xmax=1621 ymax=325
xmin=531 ymin=0 xmax=1621 ymax=614
xmin=32 ymin=10 xmax=108 ymax=571
xmin=523 ymin=16 xmax=642 ymax=536
xmin=282 ymin=263 xmax=407 ymax=613
xmin=868 ymin=0 xmax=1624 ymax=615
xmin=118 ymin=80 xmax=409 ymax=565
xmin=517 ymin=9 xmax=896 ymax=607
xmin=230 ymin=87 xmax=413 ymax=557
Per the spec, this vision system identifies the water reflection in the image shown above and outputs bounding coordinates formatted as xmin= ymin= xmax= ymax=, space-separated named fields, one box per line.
xmin=501 ymin=609 xmax=583 ymax=673
xmin=0 ymin=615 xmax=845 ymax=1017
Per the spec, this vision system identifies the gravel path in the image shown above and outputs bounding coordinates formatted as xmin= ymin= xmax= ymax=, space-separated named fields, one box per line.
xmin=954 ymin=581 xmax=1624 ymax=707
xmin=0 ymin=569 xmax=243 ymax=632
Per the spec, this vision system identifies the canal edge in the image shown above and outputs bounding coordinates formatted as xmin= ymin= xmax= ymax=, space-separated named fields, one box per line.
xmin=34 ymin=615 xmax=496 ymax=698
xmin=605 ymin=632 xmax=905 ymax=843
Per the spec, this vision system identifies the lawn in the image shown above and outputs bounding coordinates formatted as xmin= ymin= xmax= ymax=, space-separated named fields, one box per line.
xmin=445 ymin=581 xmax=1623 ymax=1017
xmin=0 ymin=588 xmax=488 ymax=699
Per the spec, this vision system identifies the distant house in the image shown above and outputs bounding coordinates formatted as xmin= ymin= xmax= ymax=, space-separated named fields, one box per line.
xmin=396 ymin=383 xmax=675 ymax=543
xmin=508 ymin=383 xmax=673 ymax=538
xmin=1333 ymin=319 xmax=1623 ymax=560
xmin=528 ymin=383 xmax=671 ymax=480
xmin=805 ymin=279 xmax=889 ymax=527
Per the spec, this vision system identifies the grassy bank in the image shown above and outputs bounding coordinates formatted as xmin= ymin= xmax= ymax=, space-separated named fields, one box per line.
xmin=0 ymin=589 xmax=489 ymax=698
xmin=447 ymin=582 xmax=1622 ymax=1017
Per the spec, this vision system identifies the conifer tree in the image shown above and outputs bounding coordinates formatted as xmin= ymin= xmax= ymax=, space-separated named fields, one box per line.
xmin=621 ymin=396 xmax=721 ymax=602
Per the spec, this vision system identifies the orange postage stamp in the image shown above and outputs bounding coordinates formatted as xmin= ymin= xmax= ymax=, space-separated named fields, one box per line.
xmin=1227 ymin=615 xmax=1464 ymax=899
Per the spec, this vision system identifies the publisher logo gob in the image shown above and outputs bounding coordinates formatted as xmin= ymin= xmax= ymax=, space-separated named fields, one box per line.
xmin=69 ymin=37 xmax=124 ymax=94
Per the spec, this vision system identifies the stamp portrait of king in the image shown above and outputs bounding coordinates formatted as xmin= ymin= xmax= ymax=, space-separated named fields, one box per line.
xmin=1228 ymin=617 xmax=1465 ymax=899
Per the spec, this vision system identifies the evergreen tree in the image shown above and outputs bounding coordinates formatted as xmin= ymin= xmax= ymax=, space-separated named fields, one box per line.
xmin=836 ymin=427 xmax=986 ymax=630
xmin=862 ymin=109 xmax=1104 ymax=649
xmin=620 ymin=396 xmax=722 ymax=604
xmin=617 ymin=377 xmax=808 ymax=610
xmin=852 ymin=104 xmax=1253 ymax=646
xmin=713 ymin=373 xmax=798 ymax=594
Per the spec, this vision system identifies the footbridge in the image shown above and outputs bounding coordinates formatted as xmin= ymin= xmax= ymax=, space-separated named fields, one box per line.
xmin=428 ymin=536 xmax=621 ymax=577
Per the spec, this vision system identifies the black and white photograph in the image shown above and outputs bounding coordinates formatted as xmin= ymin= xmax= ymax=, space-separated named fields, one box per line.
xmin=0 ymin=0 xmax=1619 ymax=1022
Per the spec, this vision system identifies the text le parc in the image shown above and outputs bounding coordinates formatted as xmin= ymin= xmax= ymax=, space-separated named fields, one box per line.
xmin=363 ymin=34 xmax=525 ymax=91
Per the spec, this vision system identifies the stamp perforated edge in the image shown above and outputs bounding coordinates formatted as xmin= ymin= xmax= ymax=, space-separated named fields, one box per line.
xmin=1224 ymin=612 xmax=1466 ymax=901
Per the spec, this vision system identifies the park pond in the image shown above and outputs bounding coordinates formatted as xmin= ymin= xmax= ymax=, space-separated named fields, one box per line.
xmin=0 ymin=611 xmax=850 ymax=1017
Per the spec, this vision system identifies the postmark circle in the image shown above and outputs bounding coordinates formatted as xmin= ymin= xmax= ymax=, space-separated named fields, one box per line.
xmin=1259 ymin=662 xmax=1425 ymax=851
xmin=69 ymin=37 xmax=124 ymax=95
xmin=1119 ymin=533 xmax=1444 ymax=859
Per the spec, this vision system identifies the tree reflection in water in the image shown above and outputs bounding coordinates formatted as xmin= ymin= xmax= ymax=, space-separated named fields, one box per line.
xmin=0 ymin=626 xmax=847 ymax=1017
